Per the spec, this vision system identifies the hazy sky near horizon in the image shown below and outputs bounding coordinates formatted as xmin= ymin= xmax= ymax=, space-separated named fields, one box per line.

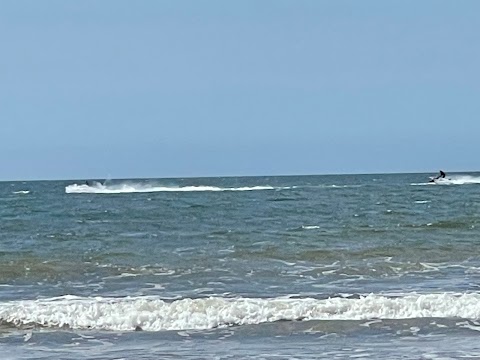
xmin=1 ymin=1 xmax=479 ymax=180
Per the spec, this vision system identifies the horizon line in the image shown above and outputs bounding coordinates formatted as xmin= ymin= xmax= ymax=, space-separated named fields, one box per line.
xmin=1 ymin=169 xmax=478 ymax=183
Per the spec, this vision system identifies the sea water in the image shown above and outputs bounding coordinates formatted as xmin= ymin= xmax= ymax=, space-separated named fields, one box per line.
xmin=1 ymin=173 xmax=480 ymax=359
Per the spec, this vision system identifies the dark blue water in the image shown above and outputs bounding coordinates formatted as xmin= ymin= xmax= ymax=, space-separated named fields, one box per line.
xmin=1 ymin=173 xmax=480 ymax=359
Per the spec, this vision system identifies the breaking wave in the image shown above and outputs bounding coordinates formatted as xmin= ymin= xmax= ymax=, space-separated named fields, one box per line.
xmin=1 ymin=293 xmax=480 ymax=332
xmin=65 ymin=183 xmax=292 ymax=194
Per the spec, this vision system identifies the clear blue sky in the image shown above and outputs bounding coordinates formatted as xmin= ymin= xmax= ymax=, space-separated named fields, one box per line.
xmin=1 ymin=1 xmax=479 ymax=180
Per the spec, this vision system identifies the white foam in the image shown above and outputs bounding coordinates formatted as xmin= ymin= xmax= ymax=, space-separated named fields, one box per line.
xmin=412 ymin=175 xmax=480 ymax=186
xmin=13 ymin=190 xmax=30 ymax=194
xmin=325 ymin=185 xmax=362 ymax=189
xmin=432 ymin=175 xmax=480 ymax=185
xmin=65 ymin=183 xmax=291 ymax=194
xmin=2 ymin=293 xmax=480 ymax=332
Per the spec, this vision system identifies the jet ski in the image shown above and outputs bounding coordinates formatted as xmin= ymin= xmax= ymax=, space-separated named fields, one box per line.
xmin=428 ymin=170 xmax=447 ymax=184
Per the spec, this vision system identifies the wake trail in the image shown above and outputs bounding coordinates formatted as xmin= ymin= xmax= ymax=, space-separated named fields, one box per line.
xmin=65 ymin=183 xmax=293 ymax=194
xmin=411 ymin=175 xmax=480 ymax=186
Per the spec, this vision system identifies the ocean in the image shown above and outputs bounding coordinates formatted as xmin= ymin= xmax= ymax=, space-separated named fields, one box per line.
xmin=1 ymin=173 xmax=480 ymax=359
